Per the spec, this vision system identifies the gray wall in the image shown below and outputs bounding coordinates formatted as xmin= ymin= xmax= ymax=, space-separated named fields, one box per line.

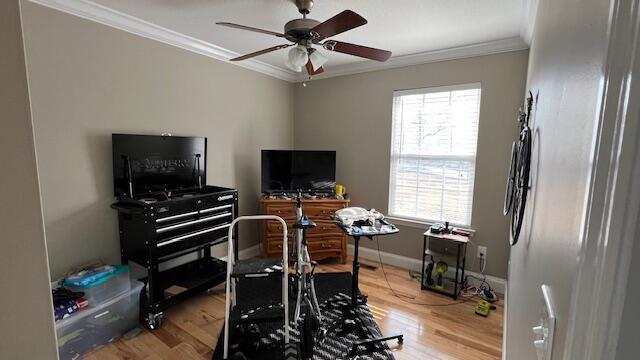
xmin=20 ymin=2 xmax=295 ymax=279
xmin=505 ymin=0 xmax=612 ymax=358
xmin=293 ymin=51 xmax=529 ymax=278
xmin=0 ymin=0 xmax=58 ymax=358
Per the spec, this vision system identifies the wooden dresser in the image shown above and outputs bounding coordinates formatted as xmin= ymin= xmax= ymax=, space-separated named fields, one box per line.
xmin=260 ymin=197 xmax=350 ymax=263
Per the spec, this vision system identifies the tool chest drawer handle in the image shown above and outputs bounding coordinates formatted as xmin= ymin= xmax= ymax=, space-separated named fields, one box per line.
xmin=155 ymin=211 xmax=199 ymax=224
xmin=200 ymin=204 xmax=233 ymax=214
xmin=156 ymin=212 xmax=232 ymax=233
xmin=157 ymin=223 xmax=232 ymax=247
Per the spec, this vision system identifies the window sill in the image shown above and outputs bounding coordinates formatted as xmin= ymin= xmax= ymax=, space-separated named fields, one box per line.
xmin=385 ymin=216 xmax=433 ymax=230
xmin=386 ymin=216 xmax=475 ymax=233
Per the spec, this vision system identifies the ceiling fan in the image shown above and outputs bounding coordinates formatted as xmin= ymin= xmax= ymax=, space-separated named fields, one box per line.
xmin=216 ymin=0 xmax=392 ymax=76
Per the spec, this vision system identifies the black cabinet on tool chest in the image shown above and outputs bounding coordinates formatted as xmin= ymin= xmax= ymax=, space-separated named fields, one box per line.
xmin=110 ymin=134 xmax=238 ymax=329
xmin=112 ymin=187 xmax=237 ymax=329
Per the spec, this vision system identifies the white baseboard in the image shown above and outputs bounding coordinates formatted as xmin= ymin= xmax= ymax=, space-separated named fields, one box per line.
xmin=347 ymin=244 xmax=506 ymax=294
xmin=218 ymin=244 xmax=261 ymax=261
xmin=238 ymin=244 xmax=261 ymax=259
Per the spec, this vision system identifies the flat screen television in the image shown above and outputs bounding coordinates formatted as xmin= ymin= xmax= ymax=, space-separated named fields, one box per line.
xmin=112 ymin=134 xmax=206 ymax=197
xmin=261 ymin=150 xmax=336 ymax=194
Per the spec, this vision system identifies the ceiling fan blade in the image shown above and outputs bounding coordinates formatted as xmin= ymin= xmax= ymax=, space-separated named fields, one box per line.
xmin=311 ymin=10 xmax=367 ymax=38
xmin=230 ymin=44 xmax=291 ymax=61
xmin=216 ymin=22 xmax=285 ymax=38
xmin=323 ymin=41 xmax=392 ymax=62
xmin=305 ymin=60 xmax=324 ymax=76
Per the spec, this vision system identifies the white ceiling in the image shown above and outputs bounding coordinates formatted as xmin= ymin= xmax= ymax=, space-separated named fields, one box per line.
xmin=89 ymin=0 xmax=525 ymax=73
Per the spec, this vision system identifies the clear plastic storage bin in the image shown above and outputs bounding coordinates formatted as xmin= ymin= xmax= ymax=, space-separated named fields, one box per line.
xmin=56 ymin=281 xmax=143 ymax=360
xmin=63 ymin=266 xmax=131 ymax=306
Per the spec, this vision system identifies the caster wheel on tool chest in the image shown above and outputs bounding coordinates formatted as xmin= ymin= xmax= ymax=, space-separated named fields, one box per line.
xmin=140 ymin=285 xmax=164 ymax=330
xmin=146 ymin=311 xmax=164 ymax=330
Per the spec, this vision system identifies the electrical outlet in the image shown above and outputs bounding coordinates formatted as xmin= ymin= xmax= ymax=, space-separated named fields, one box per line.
xmin=477 ymin=246 xmax=487 ymax=259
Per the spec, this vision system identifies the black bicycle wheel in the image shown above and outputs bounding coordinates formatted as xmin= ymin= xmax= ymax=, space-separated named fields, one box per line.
xmin=510 ymin=126 xmax=532 ymax=245
xmin=503 ymin=141 xmax=518 ymax=216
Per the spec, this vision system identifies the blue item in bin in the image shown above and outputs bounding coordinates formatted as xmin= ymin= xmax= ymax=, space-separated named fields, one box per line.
xmin=61 ymin=264 xmax=128 ymax=288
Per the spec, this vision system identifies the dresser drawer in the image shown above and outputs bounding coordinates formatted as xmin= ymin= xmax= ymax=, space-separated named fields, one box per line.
xmin=306 ymin=221 xmax=341 ymax=236
xmin=304 ymin=204 xmax=341 ymax=221
xmin=266 ymin=219 xmax=293 ymax=233
xmin=265 ymin=203 xmax=296 ymax=218
xmin=307 ymin=239 xmax=342 ymax=251
xmin=267 ymin=220 xmax=339 ymax=235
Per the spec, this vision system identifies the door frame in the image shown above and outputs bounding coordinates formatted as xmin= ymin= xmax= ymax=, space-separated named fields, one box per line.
xmin=563 ymin=0 xmax=640 ymax=358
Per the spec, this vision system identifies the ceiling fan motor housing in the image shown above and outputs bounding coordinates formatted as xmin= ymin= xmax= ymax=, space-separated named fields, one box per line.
xmin=284 ymin=18 xmax=322 ymax=44
xmin=294 ymin=0 xmax=314 ymax=15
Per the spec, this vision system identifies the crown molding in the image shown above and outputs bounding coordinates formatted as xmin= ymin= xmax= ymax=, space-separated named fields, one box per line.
xmin=28 ymin=0 xmax=529 ymax=84
xmin=295 ymin=36 xmax=529 ymax=82
xmin=27 ymin=0 xmax=298 ymax=82
xmin=520 ymin=0 xmax=540 ymax=45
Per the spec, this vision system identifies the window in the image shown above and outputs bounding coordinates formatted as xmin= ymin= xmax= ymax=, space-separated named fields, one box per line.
xmin=388 ymin=83 xmax=481 ymax=226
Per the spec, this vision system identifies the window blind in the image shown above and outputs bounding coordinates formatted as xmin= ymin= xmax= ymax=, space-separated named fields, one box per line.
xmin=388 ymin=83 xmax=481 ymax=226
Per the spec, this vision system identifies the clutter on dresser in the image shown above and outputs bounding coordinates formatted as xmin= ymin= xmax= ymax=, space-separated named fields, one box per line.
xmin=111 ymin=133 xmax=238 ymax=330
xmin=52 ymin=263 xmax=140 ymax=360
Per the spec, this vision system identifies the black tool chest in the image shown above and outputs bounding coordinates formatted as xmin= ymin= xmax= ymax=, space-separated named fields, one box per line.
xmin=110 ymin=134 xmax=238 ymax=329
xmin=112 ymin=186 xmax=238 ymax=329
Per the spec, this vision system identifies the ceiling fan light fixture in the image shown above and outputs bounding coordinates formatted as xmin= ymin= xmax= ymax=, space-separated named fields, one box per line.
xmin=308 ymin=49 xmax=328 ymax=71
xmin=286 ymin=45 xmax=309 ymax=72
xmin=286 ymin=64 xmax=303 ymax=72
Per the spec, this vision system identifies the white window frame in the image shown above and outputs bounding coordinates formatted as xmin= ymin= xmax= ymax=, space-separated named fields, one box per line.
xmin=387 ymin=82 xmax=481 ymax=228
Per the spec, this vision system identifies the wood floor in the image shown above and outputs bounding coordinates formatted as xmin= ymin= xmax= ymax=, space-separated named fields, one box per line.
xmin=85 ymin=258 xmax=503 ymax=360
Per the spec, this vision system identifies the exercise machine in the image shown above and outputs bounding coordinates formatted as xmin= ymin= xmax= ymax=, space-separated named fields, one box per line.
xmin=223 ymin=215 xmax=291 ymax=360
xmin=291 ymin=192 xmax=324 ymax=359
xmin=222 ymin=195 xmax=323 ymax=360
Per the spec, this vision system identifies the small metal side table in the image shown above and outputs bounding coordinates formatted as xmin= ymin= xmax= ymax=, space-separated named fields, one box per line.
xmin=421 ymin=230 xmax=470 ymax=300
